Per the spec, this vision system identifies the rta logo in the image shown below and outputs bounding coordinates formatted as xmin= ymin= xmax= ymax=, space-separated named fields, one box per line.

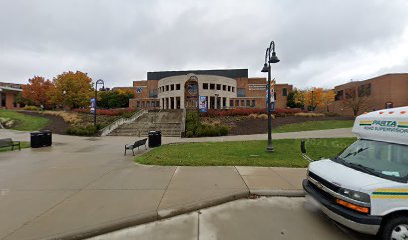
xmin=372 ymin=120 xmax=397 ymax=127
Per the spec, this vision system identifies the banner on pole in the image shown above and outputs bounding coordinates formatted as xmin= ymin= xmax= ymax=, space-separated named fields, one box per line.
xmin=199 ymin=96 xmax=207 ymax=113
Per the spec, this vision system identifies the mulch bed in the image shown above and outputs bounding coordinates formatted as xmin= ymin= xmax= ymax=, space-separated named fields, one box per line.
xmin=21 ymin=111 xmax=69 ymax=134
xmin=223 ymin=116 xmax=355 ymax=135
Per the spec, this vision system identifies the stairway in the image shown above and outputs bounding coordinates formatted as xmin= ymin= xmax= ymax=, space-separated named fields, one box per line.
xmin=107 ymin=110 xmax=183 ymax=137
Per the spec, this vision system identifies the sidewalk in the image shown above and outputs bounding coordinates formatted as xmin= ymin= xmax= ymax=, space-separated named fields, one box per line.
xmin=0 ymin=129 xmax=352 ymax=240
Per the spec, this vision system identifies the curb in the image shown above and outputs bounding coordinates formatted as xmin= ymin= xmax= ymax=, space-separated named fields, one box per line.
xmin=250 ymin=189 xmax=305 ymax=197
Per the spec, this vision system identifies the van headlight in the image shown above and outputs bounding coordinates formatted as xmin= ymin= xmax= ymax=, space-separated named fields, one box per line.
xmin=338 ymin=188 xmax=370 ymax=203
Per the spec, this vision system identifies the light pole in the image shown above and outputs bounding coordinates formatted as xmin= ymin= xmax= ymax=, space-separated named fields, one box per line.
xmin=94 ymin=79 xmax=105 ymax=127
xmin=261 ymin=41 xmax=280 ymax=152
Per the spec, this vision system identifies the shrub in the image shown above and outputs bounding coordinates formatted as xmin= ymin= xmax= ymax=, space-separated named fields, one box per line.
xmin=23 ymin=106 xmax=40 ymax=111
xmin=72 ymin=108 xmax=136 ymax=116
xmin=294 ymin=112 xmax=325 ymax=117
xmin=66 ymin=125 xmax=98 ymax=136
xmin=42 ymin=111 xmax=81 ymax=124
xmin=202 ymin=108 xmax=304 ymax=118
xmin=258 ymin=114 xmax=269 ymax=119
xmin=324 ymin=112 xmax=339 ymax=117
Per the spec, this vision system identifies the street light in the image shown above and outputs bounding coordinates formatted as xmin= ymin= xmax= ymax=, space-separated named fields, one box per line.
xmin=94 ymin=79 xmax=105 ymax=127
xmin=261 ymin=41 xmax=280 ymax=152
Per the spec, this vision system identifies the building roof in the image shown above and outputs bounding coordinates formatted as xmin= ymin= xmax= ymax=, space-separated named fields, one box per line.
xmin=0 ymin=86 xmax=22 ymax=92
xmin=335 ymin=73 xmax=408 ymax=89
xmin=147 ymin=69 xmax=248 ymax=80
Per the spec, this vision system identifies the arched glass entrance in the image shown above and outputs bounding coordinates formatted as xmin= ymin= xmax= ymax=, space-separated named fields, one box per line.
xmin=184 ymin=76 xmax=199 ymax=109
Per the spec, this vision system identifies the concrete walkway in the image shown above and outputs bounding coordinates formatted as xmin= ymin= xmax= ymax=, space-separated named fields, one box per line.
xmin=0 ymin=128 xmax=355 ymax=240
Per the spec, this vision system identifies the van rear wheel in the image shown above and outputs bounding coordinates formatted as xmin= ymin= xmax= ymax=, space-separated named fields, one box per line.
xmin=381 ymin=216 xmax=408 ymax=240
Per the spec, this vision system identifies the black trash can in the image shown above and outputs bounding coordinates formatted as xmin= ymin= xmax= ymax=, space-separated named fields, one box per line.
xmin=42 ymin=130 xmax=52 ymax=147
xmin=148 ymin=131 xmax=162 ymax=148
xmin=30 ymin=132 xmax=44 ymax=148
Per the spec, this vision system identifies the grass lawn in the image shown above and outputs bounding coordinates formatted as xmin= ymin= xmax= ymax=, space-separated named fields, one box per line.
xmin=273 ymin=120 xmax=354 ymax=133
xmin=0 ymin=142 xmax=30 ymax=152
xmin=0 ymin=110 xmax=50 ymax=131
xmin=136 ymin=138 xmax=356 ymax=167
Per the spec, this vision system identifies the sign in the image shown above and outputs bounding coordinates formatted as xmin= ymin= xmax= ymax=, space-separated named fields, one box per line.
xmin=90 ymin=98 xmax=96 ymax=113
xmin=248 ymin=84 xmax=266 ymax=91
xmin=199 ymin=96 xmax=207 ymax=113
xmin=136 ymin=87 xmax=144 ymax=93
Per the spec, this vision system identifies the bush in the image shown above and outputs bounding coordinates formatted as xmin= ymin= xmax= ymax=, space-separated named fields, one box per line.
xmin=23 ymin=106 xmax=40 ymax=111
xmin=324 ymin=112 xmax=339 ymax=117
xmin=42 ymin=111 xmax=81 ymax=124
xmin=294 ymin=112 xmax=325 ymax=117
xmin=72 ymin=108 xmax=136 ymax=116
xmin=66 ymin=125 xmax=98 ymax=136
xmin=185 ymin=111 xmax=229 ymax=137
xmin=202 ymin=108 xmax=304 ymax=118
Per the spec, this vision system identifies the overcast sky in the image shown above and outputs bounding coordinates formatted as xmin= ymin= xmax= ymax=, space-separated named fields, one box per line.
xmin=1 ymin=0 xmax=407 ymax=89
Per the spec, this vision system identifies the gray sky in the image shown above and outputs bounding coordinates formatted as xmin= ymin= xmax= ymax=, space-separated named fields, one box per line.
xmin=1 ymin=0 xmax=407 ymax=89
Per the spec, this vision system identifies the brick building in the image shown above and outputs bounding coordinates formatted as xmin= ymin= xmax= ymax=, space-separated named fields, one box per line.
xmin=332 ymin=73 xmax=408 ymax=116
xmin=128 ymin=69 xmax=293 ymax=110
xmin=0 ymin=82 xmax=23 ymax=109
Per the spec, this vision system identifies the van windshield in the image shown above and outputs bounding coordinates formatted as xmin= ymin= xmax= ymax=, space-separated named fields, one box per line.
xmin=334 ymin=139 xmax=408 ymax=182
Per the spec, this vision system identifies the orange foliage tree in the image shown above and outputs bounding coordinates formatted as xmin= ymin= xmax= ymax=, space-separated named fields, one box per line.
xmin=321 ymin=89 xmax=336 ymax=112
xmin=50 ymin=71 xmax=93 ymax=109
xmin=304 ymin=87 xmax=323 ymax=111
xmin=22 ymin=76 xmax=55 ymax=107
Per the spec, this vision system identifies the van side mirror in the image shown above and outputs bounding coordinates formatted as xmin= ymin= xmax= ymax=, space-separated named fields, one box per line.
xmin=301 ymin=140 xmax=306 ymax=154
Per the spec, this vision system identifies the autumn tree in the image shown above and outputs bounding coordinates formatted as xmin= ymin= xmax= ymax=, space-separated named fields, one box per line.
xmin=22 ymin=76 xmax=54 ymax=107
xmin=287 ymin=89 xmax=305 ymax=109
xmin=50 ymin=71 xmax=93 ymax=109
xmin=304 ymin=87 xmax=323 ymax=111
xmin=321 ymin=89 xmax=336 ymax=112
xmin=98 ymin=89 xmax=134 ymax=108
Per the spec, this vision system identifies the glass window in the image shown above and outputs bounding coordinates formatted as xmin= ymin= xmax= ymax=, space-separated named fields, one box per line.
xmin=223 ymin=85 xmax=226 ymax=91
xmin=235 ymin=100 xmax=239 ymax=106
xmin=345 ymin=88 xmax=355 ymax=99
xmin=203 ymin=83 xmax=208 ymax=89
xmin=147 ymin=101 xmax=151 ymax=107
xmin=156 ymin=101 xmax=160 ymax=107
xmin=246 ymin=100 xmax=250 ymax=107
xmin=230 ymin=100 xmax=234 ymax=106
xmin=228 ymin=86 xmax=231 ymax=92
xmin=336 ymin=140 xmax=408 ymax=182
xmin=149 ymin=89 xmax=157 ymax=98
xmin=282 ymin=88 xmax=288 ymax=97
xmin=176 ymin=84 xmax=181 ymax=90
xmin=237 ymin=88 xmax=245 ymax=97
xmin=358 ymin=83 xmax=371 ymax=97
xmin=216 ymin=84 xmax=221 ymax=90
xmin=232 ymin=87 xmax=235 ymax=93
xmin=141 ymin=101 xmax=145 ymax=108
xmin=210 ymin=84 xmax=215 ymax=90
xmin=137 ymin=101 xmax=140 ymax=108
xmin=152 ymin=101 xmax=155 ymax=107
xmin=171 ymin=84 xmax=174 ymax=91
xmin=241 ymin=100 xmax=245 ymax=106
xmin=335 ymin=90 xmax=344 ymax=101
xmin=251 ymin=100 xmax=255 ymax=107
xmin=166 ymin=85 xmax=169 ymax=91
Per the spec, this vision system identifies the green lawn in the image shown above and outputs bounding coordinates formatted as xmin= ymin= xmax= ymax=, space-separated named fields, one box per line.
xmin=136 ymin=138 xmax=356 ymax=167
xmin=0 ymin=110 xmax=49 ymax=131
xmin=273 ymin=120 xmax=354 ymax=133
xmin=0 ymin=142 xmax=30 ymax=152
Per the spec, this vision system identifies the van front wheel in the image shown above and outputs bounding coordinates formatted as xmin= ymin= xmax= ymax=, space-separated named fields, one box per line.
xmin=381 ymin=216 xmax=408 ymax=240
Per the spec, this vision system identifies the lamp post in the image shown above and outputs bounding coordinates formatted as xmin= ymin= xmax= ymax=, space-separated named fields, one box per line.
xmin=261 ymin=41 xmax=280 ymax=152
xmin=94 ymin=79 xmax=105 ymax=127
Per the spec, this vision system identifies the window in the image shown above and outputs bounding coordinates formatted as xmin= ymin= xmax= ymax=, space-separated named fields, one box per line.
xmin=246 ymin=100 xmax=250 ymax=107
xmin=151 ymin=101 xmax=155 ymax=107
xmin=230 ymin=100 xmax=234 ymax=107
xmin=241 ymin=100 xmax=245 ymax=107
xmin=146 ymin=101 xmax=151 ymax=107
xmin=141 ymin=101 xmax=145 ymax=108
xmin=223 ymin=85 xmax=226 ymax=91
xmin=216 ymin=84 xmax=221 ymax=90
xmin=203 ymin=83 xmax=208 ymax=89
xmin=156 ymin=101 xmax=160 ymax=107
xmin=345 ymin=88 xmax=355 ymax=99
xmin=210 ymin=84 xmax=215 ymax=90
xmin=237 ymin=88 xmax=245 ymax=97
xmin=235 ymin=100 xmax=239 ymax=106
xmin=358 ymin=83 xmax=371 ymax=97
xmin=232 ymin=87 xmax=235 ymax=92
xmin=137 ymin=101 xmax=140 ymax=108
xmin=251 ymin=100 xmax=255 ymax=107
xmin=166 ymin=85 xmax=169 ymax=91
xmin=282 ymin=88 xmax=288 ymax=97
xmin=335 ymin=90 xmax=344 ymax=101
xmin=228 ymin=86 xmax=231 ymax=92
xmin=149 ymin=89 xmax=157 ymax=98
xmin=274 ymin=92 xmax=277 ymax=100
xmin=171 ymin=84 xmax=174 ymax=91
xmin=176 ymin=84 xmax=180 ymax=90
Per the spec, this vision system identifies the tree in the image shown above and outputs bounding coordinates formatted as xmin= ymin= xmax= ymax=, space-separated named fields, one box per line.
xmin=342 ymin=90 xmax=371 ymax=116
xmin=21 ymin=76 xmax=54 ymax=107
xmin=50 ymin=71 xmax=93 ymax=109
xmin=287 ymin=89 xmax=304 ymax=109
xmin=98 ymin=90 xmax=134 ymax=108
xmin=321 ymin=90 xmax=336 ymax=112
xmin=305 ymin=87 xmax=323 ymax=111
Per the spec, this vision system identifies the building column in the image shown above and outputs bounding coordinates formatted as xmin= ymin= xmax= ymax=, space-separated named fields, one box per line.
xmin=180 ymin=96 xmax=185 ymax=109
xmin=173 ymin=97 xmax=177 ymax=109
xmin=220 ymin=97 xmax=223 ymax=109
xmin=214 ymin=96 xmax=217 ymax=109
xmin=226 ymin=97 xmax=229 ymax=109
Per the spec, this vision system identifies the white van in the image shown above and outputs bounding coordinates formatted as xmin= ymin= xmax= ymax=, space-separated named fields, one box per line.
xmin=302 ymin=106 xmax=408 ymax=240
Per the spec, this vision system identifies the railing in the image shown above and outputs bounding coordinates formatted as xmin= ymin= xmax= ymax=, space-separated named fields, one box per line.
xmin=100 ymin=110 xmax=147 ymax=136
